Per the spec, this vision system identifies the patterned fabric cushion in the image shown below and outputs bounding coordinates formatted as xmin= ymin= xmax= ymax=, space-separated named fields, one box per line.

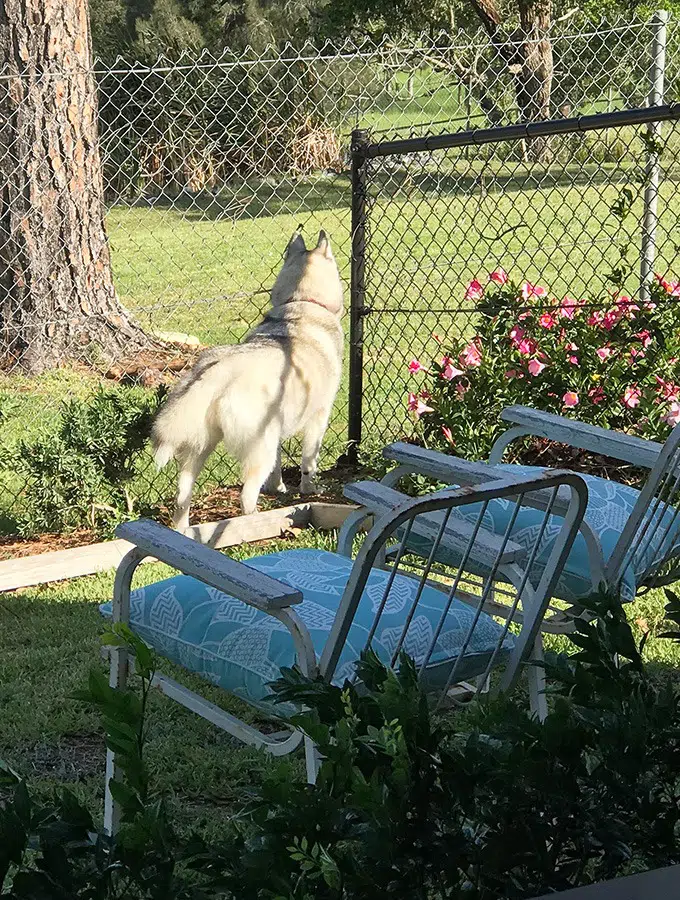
xmin=404 ymin=465 xmax=680 ymax=603
xmin=100 ymin=549 xmax=513 ymax=710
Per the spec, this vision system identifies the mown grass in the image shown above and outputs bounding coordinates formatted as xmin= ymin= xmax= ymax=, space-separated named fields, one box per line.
xmin=1 ymin=523 xmax=678 ymax=836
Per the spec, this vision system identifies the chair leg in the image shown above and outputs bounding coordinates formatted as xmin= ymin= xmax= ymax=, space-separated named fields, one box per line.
xmin=527 ymin=634 xmax=548 ymax=722
xmin=103 ymin=643 xmax=129 ymax=837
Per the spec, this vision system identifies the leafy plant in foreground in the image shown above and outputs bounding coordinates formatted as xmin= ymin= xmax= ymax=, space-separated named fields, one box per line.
xmin=3 ymin=592 xmax=680 ymax=898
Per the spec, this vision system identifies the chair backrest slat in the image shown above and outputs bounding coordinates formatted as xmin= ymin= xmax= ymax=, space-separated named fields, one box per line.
xmin=608 ymin=426 xmax=680 ymax=590
xmin=320 ymin=472 xmax=588 ymax=706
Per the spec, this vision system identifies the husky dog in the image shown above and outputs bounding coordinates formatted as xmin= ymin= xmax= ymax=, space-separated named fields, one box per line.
xmin=151 ymin=230 xmax=344 ymax=530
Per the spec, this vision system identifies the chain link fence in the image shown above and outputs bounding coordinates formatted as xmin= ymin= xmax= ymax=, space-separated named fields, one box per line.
xmin=0 ymin=15 xmax=678 ymax=532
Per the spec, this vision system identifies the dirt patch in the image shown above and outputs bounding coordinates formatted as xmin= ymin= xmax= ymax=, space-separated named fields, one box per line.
xmin=0 ymin=529 xmax=96 ymax=561
xmin=13 ymin=733 xmax=104 ymax=782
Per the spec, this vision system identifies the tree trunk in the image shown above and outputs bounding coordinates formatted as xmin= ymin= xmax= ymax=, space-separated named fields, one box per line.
xmin=466 ymin=0 xmax=554 ymax=158
xmin=0 ymin=0 xmax=150 ymax=375
xmin=515 ymin=0 xmax=553 ymax=159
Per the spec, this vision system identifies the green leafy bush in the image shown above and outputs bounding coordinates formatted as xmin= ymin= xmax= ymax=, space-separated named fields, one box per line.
xmin=3 ymin=592 xmax=680 ymax=898
xmin=6 ymin=387 xmax=162 ymax=536
xmin=406 ymin=270 xmax=680 ymax=460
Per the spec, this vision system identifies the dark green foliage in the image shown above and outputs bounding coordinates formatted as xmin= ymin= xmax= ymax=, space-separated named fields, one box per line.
xmin=3 ymin=591 xmax=680 ymax=897
xmin=5 ymin=387 xmax=162 ymax=536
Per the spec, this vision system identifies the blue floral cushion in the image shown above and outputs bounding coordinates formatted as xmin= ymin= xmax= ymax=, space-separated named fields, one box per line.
xmin=100 ymin=549 xmax=513 ymax=710
xmin=403 ymin=465 xmax=680 ymax=603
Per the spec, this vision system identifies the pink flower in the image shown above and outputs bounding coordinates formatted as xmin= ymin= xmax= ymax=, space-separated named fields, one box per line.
xmin=563 ymin=391 xmax=579 ymax=408
xmin=589 ymin=386 xmax=606 ymax=404
xmin=539 ymin=312 xmax=557 ymax=329
xmin=615 ymin=295 xmax=639 ymax=319
xmin=441 ymin=356 xmax=464 ymax=380
xmin=407 ymin=392 xmax=434 ymax=417
xmin=655 ymin=376 xmax=680 ymax=401
xmin=630 ymin=346 xmax=645 ymax=360
xmin=518 ymin=311 xmax=532 ymax=321
xmin=567 ymin=355 xmax=579 ymax=365
xmin=465 ymin=278 xmax=485 ymax=300
xmin=602 ymin=309 xmax=621 ymax=331
xmin=460 ymin=340 xmax=482 ymax=368
xmin=656 ymin=273 xmax=680 ymax=296
xmin=558 ymin=297 xmax=580 ymax=319
xmin=622 ymin=386 xmax=641 ymax=409
xmin=665 ymin=402 xmax=680 ymax=427
xmin=442 ymin=426 xmax=456 ymax=446
xmin=596 ymin=346 xmax=613 ymax=361
xmin=527 ymin=359 xmax=546 ymax=376
xmin=635 ymin=330 xmax=653 ymax=349
xmin=588 ymin=310 xmax=605 ymax=326
xmin=489 ymin=268 xmax=508 ymax=285
xmin=408 ymin=359 xmax=425 ymax=374
xmin=565 ymin=341 xmax=579 ymax=353
xmin=509 ymin=324 xmax=525 ymax=345
xmin=516 ymin=338 xmax=538 ymax=357
xmin=505 ymin=369 xmax=523 ymax=379
xmin=521 ymin=282 xmax=548 ymax=301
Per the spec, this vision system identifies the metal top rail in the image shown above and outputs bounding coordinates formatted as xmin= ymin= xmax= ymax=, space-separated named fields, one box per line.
xmin=361 ymin=103 xmax=680 ymax=158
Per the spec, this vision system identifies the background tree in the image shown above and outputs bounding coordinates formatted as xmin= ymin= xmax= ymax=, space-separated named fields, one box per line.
xmin=0 ymin=0 xmax=150 ymax=374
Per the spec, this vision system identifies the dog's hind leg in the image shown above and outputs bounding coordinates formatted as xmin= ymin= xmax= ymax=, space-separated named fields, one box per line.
xmin=173 ymin=447 xmax=212 ymax=531
xmin=300 ymin=408 xmax=330 ymax=495
xmin=262 ymin=444 xmax=287 ymax=495
xmin=240 ymin=431 xmax=280 ymax=516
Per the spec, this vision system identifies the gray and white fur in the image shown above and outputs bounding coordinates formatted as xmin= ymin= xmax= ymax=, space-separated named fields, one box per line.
xmin=151 ymin=230 xmax=344 ymax=529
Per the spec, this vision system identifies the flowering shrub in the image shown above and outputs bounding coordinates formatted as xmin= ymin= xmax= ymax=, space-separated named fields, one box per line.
xmin=407 ymin=270 xmax=680 ymax=459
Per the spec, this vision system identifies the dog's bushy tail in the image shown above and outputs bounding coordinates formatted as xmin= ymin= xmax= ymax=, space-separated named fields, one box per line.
xmin=149 ymin=349 xmax=224 ymax=469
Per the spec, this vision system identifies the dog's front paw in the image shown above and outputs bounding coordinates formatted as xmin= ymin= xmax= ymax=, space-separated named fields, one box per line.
xmin=299 ymin=477 xmax=321 ymax=495
xmin=263 ymin=477 xmax=288 ymax=495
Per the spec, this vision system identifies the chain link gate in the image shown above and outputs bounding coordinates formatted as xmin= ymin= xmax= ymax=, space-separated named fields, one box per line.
xmin=348 ymin=97 xmax=680 ymax=456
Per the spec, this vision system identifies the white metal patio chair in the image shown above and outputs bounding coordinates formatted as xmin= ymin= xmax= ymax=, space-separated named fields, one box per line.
xmin=338 ymin=405 xmax=680 ymax=644
xmin=101 ymin=469 xmax=586 ymax=834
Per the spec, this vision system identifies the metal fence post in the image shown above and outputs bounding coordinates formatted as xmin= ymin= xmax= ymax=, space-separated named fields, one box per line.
xmin=346 ymin=128 xmax=370 ymax=463
xmin=639 ymin=9 xmax=669 ymax=304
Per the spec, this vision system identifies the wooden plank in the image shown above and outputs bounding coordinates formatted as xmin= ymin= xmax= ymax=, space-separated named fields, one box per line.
xmin=0 ymin=539 xmax=135 ymax=593
xmin=0 ymin=503 xmax=319 ymax=594
xmin=309 ymin=502 xmax=358 ymax=530
xmin=501 ymin=405 xmax=662 ymax=469
xmin=116 ymin=519 xmax=303 ymax=610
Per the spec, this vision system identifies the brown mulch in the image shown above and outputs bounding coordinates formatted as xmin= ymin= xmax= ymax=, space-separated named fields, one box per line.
xmin=0 ymin=465 xmax=353 ymax=561
xmin=0 ymin=529 xmax=97 ymax=562
xmin=105 ymin=346 xmax=203 ymax=388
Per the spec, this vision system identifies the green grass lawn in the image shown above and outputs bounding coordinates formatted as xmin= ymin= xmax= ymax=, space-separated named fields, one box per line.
xmin=1 ymin=523 xmax=678 ymax=836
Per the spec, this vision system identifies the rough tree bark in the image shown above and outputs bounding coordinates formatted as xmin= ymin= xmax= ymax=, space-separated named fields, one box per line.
xmin=0 ymin=0 xmax=150 ymax=374
xmin=467 ymin=0 xmax=554 ymax=159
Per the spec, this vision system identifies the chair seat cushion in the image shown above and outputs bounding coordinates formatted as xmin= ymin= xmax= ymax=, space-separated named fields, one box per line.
xmin=100 ymin=548 xmax=513 ymax=709
xmin=404 ymin=465 xmax=680 ymax=603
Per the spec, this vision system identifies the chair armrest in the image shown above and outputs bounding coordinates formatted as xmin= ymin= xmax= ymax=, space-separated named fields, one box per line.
xmin=115 ymin=519 xmax=302 ymax=611
xmin=343 ymin=481 xmax=526 ymax=566
xmin=382 ymin=442 xmax=575 ymax=517
xmin=383 ymin=442 xmax=510 ymax=485
xmin=497 ymin=405 xmax=662 ymax=469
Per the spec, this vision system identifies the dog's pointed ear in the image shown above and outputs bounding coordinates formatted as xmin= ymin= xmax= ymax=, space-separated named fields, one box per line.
xmin=286 ymin=230 xmax=306 ymax=258
xmin=316 ymin=230 xmax=333 ymax=259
